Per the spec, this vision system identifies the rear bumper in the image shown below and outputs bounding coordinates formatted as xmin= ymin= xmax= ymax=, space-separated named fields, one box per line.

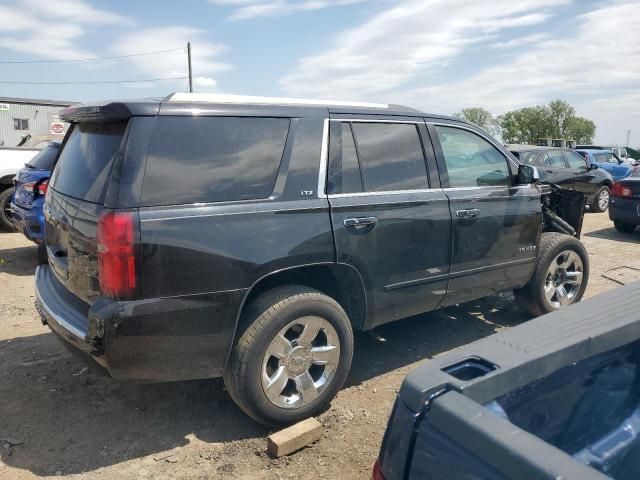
xmin=10 ymin=200 xmax=45 ymax=244
xmin=609 ymin=197 xmax=640 ymax=224
xmin=35 ymin=265 xmax=246 ymax=382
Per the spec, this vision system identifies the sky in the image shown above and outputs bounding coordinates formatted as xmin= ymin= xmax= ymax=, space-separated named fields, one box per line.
xmin=0 ymin=0 xmax=638 ymax=146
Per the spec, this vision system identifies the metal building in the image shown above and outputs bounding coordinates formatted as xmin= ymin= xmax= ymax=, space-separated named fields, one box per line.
xmin=0 ymin=97 xmax=76 ymax=147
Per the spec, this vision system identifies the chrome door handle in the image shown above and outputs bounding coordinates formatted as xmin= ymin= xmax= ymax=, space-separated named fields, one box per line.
xmin=456 ymin=209 xmax=480 ymax=219
xmin=344 ymin=217 xmax=378 ymax=228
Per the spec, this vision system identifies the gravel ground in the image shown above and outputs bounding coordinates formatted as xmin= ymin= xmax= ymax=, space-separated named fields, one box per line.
xmin=0 ymin=211 xmax=638 ymax=480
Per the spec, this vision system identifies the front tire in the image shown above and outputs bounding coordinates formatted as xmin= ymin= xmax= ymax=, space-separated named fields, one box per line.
xmin=0 ymin=187 xmax=16 ymax=231
xmin=224 ymin=286 xmax=353 ymax=426
xmin=614 ymin=220 xmax=636 ymax=233
xmin=590 ymin=186 xmax=610 ymax=213
xmin=515 ymin=233 xmax=589 ymax=317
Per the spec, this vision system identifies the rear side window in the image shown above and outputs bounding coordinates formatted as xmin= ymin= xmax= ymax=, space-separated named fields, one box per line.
xmin=26 ymin=143 xmax=60 ymax=170
xmin=327 ymin=122 xmax=363 ymax=194
xmin=350 ymin=123 xmax=428 ymax=192
xmin=50 ymin=122 xmax=127 ymax=204
xmin=142 ymin=117 xmax=289 ymax=206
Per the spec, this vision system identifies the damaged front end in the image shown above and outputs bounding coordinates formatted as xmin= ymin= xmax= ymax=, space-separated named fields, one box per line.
xmin=540 ymin=184 xmax=586 ymax=238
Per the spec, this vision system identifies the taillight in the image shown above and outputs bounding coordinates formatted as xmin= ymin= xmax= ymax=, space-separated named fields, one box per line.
xmin=97 ymin=211 xmax=138 ymax=299
xmin=611 ymin=182 xmax=632 ymax=198
xmin=37 ymin=179 xmax=48 ymax=195
xmin=372 ymin=460 xmax=386 ymax=480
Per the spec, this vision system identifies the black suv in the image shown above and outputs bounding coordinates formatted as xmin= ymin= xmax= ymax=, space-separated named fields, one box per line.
xmin=508 ymin=145 xmax=614 ymax=213
xmin=35 ymin=93 xmax=589 ymax=426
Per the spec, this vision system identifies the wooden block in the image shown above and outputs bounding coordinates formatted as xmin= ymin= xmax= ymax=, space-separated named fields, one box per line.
xmin=267 ymin=418 xmax=323 ymax=458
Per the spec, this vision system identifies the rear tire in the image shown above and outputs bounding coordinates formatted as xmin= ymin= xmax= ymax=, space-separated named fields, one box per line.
xmin=0 ymin=187 xmax=16 ymax=232
xmin=224 ymin=286 xmax=353 ymax=426
xmin=515 ymin=233 xmax=589 ymax=317
xmin=590 ymin=186 xmax=610 ymax=213
xmin=614 ymin=220 xmax=636 ymax=233
xmin=37 ymin=244 xmax=48 ymax=265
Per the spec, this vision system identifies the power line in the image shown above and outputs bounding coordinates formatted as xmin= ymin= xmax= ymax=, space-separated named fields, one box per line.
xmin=0 ymin=47 xmax=185 ymax=64
xmin=0 ymin=76 xmax=189 ymax=85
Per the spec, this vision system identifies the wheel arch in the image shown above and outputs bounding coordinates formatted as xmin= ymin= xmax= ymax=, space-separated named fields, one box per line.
xmin=224 ymin=262 xmax=367 ymax=369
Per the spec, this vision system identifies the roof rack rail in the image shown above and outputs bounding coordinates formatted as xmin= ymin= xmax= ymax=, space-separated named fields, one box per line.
xmin=164 ymin=92 xmax=390 ymax=109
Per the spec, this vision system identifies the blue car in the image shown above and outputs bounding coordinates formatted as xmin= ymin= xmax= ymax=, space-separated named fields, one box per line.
xmin=609 ymin=169 xmax=640 ymax=233
xmin=10 ymin=142 xmax=60 ymax=256
xmin=575 ymin=149 xmax=636 ymax=181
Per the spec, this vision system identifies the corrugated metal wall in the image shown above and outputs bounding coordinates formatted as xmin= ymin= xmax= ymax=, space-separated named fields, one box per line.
xmin=0 ymin=102 xmax=68 ymax=147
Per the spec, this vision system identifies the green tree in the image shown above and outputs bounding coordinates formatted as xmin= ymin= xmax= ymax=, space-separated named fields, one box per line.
xmin=454 ymin=107 xmax=499 ymax=135
xmin=548 ymin=99 xmax=576 ymax=138
xmin=565 ymin=116 xmax=596 ymax=144
xmin=499 ymin=106 xmax=553 ymax=144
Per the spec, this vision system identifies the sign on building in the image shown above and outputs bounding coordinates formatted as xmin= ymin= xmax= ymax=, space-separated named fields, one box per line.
xmin=0 ymin=104 xmax=9 ymax=112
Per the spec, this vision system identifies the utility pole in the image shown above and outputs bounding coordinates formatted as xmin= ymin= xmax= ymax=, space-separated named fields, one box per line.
xmin=626 ymin=129 xmax=631 ymax=148
xmin=187 ymin=42 xmax=193 ymax=93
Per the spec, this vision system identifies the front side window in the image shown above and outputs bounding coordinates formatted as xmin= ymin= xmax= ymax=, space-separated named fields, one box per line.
xmin=435 ymin=126 xmax=510 ymax=188
xmin=545 ymin=150 xmax=567 ymax=168
xmin=142 ymin=117 xmax=289 ymax=206
xmin=564 ymin=150 xmax=588 ymax=171
xmin=350 ymin=123 xmax=428 ymax=192
xmin=14 ymin=118 xmax=29 ymax=130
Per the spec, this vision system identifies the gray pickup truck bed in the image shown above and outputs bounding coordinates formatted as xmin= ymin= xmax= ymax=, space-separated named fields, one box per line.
xmin=378 ymin=281 xmax=640 ymax=480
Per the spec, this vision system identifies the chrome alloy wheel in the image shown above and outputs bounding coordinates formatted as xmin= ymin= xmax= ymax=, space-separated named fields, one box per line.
xmin=598 ymin=188 xmax=610 ymax=211
xmin=261 ymin=316 xmax=340 ymax=409
xmin=544 ymin=250 xmax=584 ymax=309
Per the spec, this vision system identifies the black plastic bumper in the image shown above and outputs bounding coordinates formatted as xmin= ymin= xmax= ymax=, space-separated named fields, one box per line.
xmin=35 ymin=265 xmax=246 ymax=382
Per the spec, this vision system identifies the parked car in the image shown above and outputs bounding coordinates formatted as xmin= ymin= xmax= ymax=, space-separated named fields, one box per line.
xmin=35 ymin=93 xmax=589 ymax=426
xmin=375 ymin=281 xmax=640 ymax=480
xmin=610 ymin=146 xmax=638 ymax=166
xmin=509 ymin=145 xmax=614 ymax=212
xmin=9 ymin=142 xmax=60 ymax=261
xmin=575 ymin=149 xmax=636 ymax=181
xmin=0 ymin=145 xmax=42 ymax=230
xmin=609 ymin=169 xmax=640 ymax=233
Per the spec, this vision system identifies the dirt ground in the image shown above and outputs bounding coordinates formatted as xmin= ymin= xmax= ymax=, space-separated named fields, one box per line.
xmin=0 ymin=211 xmax=638 ymax=480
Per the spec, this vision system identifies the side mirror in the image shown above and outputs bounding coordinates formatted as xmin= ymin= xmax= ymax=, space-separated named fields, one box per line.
xmin=589 ymin=162 xmax=598 ymax=170
xmin=517 ymin=164 xmax=539 ymax=184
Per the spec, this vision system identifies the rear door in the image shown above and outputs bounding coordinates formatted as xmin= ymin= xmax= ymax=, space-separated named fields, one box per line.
xmin=327 ymin=118 xmax=451 ymax=328
xmin=45 ymin=121 xmax=129 ymax=303
xmin=429 ymin=123 xmax=540 ymax=306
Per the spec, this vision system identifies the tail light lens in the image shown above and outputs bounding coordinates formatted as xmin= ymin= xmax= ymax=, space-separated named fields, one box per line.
xmin=37 ymin=179 xmax=48 ymax=195
xmin=97 ymin=211 xmax=139 ymax=299
xmin=611 ymin=182 xmax=632 ymax=198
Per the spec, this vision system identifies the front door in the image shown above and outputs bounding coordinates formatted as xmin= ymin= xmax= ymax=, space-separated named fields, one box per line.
xmin=429 ymin=123 xmax=541 ymax=306
xmin=541 ymin=149 xmax=575 ymax=189
xmin=327 ymin=118 xmax=452 ymax=328
xmin=564 ymin=149 xmax=596 ymax=198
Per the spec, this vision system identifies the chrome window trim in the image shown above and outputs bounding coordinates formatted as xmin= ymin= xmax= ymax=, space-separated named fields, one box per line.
xmin=317 ymin=118 xmax=329 ymax=198
xmin=330 ymin=118 xmax=424 ymax=124
xmin=430 ymin=121 xmax=520 ymax=170
xmin=328 ymin=188 xmax=440 ymax=199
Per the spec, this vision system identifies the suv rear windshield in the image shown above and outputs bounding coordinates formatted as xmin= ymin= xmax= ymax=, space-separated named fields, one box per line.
xmin=26 ymin=143 xmax=60 ymax=170
xmin=141 ymin=117 xmax=290 ymax=206
xmin=50 ymin=122 xmax=127 ymax=204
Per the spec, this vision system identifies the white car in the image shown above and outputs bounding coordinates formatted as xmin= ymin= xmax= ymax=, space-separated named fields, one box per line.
xmin=0 ymin=146 xmax=41 ymax=230
xmin=611 ymin=147 xmax=639 ymax=166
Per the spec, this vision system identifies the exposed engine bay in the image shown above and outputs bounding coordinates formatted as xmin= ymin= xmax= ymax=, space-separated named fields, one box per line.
xmin=540 ymin=184 xmax=587 ymax=238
